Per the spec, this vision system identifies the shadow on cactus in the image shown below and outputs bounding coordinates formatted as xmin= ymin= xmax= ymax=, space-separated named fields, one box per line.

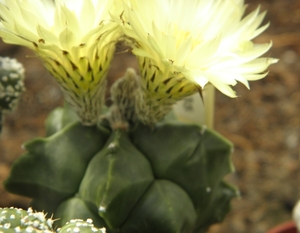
xmin=4 ymin=105 xmax=238 ymax=233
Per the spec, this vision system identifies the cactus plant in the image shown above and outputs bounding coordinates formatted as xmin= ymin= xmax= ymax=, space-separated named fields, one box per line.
xmin=58 ymin=219 xmax=106 ymax=233
xmin=0 ymin=207 xmax=105 ymax=233
xmin=4 ymin=105 xmax=238 ymax=233
xmin=0 ymin=207 xmax=54 ymax=233
xmin=0 ymin=0 xmax=278 ymax=232
xmin=0 ymin=57 xmax=25 ymax=132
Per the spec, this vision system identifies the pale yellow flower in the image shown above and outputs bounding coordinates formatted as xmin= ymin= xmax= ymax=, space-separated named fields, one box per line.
xmin=0 ymin=0 xmax=121 ymax=125
xmin=121 ymin=0 xmax=278 ymax=99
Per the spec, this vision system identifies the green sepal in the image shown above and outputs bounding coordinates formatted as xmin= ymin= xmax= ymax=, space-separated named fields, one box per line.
xmin=55 ymin=197 xmax=107 ymax=229
xmin=79 ymin=130 xmax=154 ymax=230
xmin=45 ymin=103 xmax=79 ymax=136
xmin=130 ymin=123 xmax=238 ymax=231
xmin=4 ymin=122 xmax=110 ymax=202
xmin=121 ymin=180 xmax=197 ymax=233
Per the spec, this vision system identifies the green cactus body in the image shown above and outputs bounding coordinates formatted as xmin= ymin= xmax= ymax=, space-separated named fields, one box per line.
xmin=78 ymin=130 xmax=154 ymax=230
xmin=54 ymin=197 xmax=107 ymax=229
xmin=121 ymin=180 xmax=197 ymax=233
xmin=4 ymin=106 xmax=238 ymax=233
xmin=130 ymin=123 xmax=236 ymax=231
xmin=4 ymin=121 xmax=111 ymax=214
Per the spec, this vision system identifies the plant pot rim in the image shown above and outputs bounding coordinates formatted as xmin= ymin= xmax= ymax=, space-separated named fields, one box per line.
xmin=266 ymin=221 xmax=297 ymax=233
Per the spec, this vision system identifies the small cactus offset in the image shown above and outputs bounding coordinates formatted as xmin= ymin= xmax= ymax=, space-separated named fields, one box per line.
xmin=0 ymin=57 xmax=25 ymax=132
xmin=0 ymin=57 xmax=25 ymax=111
xmin=58 ymin=219 xmax=106 ymax=233
xmin=0 ymin=207 xmax=106 ymax=233
xmin=0 ymin=207 xmax=54 ymax=233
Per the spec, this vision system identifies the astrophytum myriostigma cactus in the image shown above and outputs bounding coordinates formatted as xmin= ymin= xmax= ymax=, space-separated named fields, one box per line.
xmin=4 ymin=105 xmax=238 ymax=233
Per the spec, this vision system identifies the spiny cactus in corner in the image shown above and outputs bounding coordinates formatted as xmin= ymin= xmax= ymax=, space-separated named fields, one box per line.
xmin=0 ymin=207 xmax=106 ymax=233
xmin=0 ymin=57 xmax=25 ymax=132
xmin=0 ymin=207 xmax=54 ymax=232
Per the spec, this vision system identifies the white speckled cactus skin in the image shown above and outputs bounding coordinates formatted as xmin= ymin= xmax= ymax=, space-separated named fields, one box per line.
xmin=58 ymin=219 xmax=106 ymax=233
xmin=0 ymin=57 xmax=25 ymax=112
xmin=0 ymin=207 xmax=53 ymax=233
xmin=0 ymin=207 xmax=105 ymax=233
xmin=0 ymin=57 xmax=25 ymax=133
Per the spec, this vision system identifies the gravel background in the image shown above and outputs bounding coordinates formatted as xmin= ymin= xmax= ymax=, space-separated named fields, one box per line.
xmin=0 ymin=1 xmax=299 ymax=233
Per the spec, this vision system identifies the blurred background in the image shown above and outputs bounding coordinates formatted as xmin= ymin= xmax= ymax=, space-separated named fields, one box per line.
xmin=0 ymin=0 xmax=299 ymax=232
